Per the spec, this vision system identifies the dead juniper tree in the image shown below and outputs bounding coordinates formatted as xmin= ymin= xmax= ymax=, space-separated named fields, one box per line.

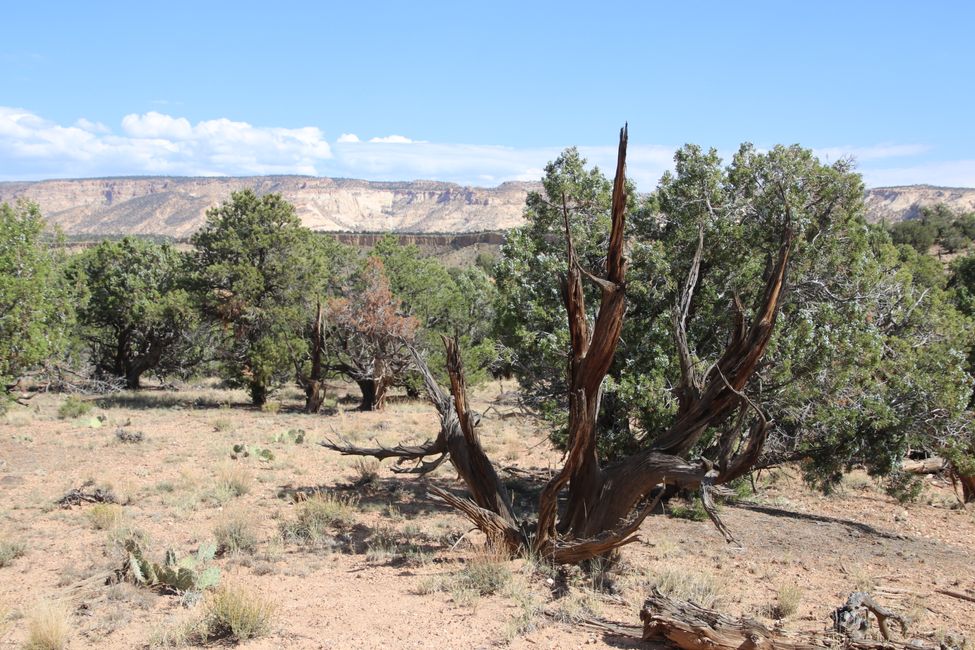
xmin=323 ymin=126 xmax=794 ymax=563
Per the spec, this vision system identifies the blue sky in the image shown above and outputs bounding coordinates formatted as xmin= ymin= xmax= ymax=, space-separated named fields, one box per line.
xmin=2 ymin=1 xmax=973 ymax=188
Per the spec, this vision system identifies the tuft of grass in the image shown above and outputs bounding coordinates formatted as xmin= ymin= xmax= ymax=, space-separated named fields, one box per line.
xmin=23 ymin=600 xmax=71 ymax=650
xmin=199 ymin=584 xmax=275 ymax=643
xmin=211 ymin=418 xmax=233 ymax=433
xmin=57 ymin=395 xmax=92 ymax=419
xmin=214 ymin=463 xmax=252 ymax=500
xmin=772 ymin=584 xmax=803 ymax=619
xmin=654 ymin=568 xmax=725 ymax=609
xmin=352 ymin=458 xmax=380 ymax=485
xmin=454 ymin=546 xmax=511 ymax=598
xmin=86 ymin=503 xmax=125 ymax=530
xmin=503 ymin=580 xmax=543 ymax=641
xmin=214 ymin=512 xmax=259 ymax=555
xmin=280 ymin=492 xmax=358 ymax=545
xmin=666 ymin=497 xmax=708 ymax=521
xmin=550 ymin=587 xmax=602 ymax=624
xmin=0 ymin=539 xmax=27 ymax=567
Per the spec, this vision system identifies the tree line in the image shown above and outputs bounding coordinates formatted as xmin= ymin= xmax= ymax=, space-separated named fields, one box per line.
xmin=1 ymin=140 xmax=974 ymax=500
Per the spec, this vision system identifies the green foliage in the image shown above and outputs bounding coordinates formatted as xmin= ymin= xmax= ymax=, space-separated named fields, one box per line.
xmin=191 ymin=190 xmax=321 ymax=405
xmin=230 ymin=443 xmax=274 ymax=462
xmin=0 ymin=201 xmax=73 ymax=396
xmin=57 ymin=395 xmax=92 ymax=419
xmin=272 ymin=428 xmax=305 ymax=444
xmin=494 ymin=144 xmax=974 ymax=488
xmin=70 ymin=237 xmax=198 ymax=388
xmin=884 ymin=470 xmax=926 ymax=504
xmin=0 ymin=539 xmax=26 ymax=567
xmin=666 ymin=498 xmax=708 ymax=521
xmin=889 ymin=204 xmax=975 ymax=253
xmin=124 ymin=539 xmax=221 ymax=595
xmin=372 ymin=235 xmax=498 ymax=386
xmin=280 ymin=492 xmax=359 ymax=545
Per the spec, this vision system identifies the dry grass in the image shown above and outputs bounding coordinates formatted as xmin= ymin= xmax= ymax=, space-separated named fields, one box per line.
xmin=200 ymin=584 xmax=275 ymax=642
xmin=771 ymin=584 xmax=803 ymax=619
xmin=280 ymin=492 xmax=359 ymax=545
xmin=85 ymin=503 xmax=125 ymax=530
xmin=214 ymin=463 xmax=252 ymax=500
xmin=0 ymin=539 xmax=27 ymax=567
xmin=654 ymin=567 xmax=726 ymax=609
xmin=23 ymin=600 xmax=71 ymax=650
xmin=214 ymin=511 xmax=259 ymax=555
xmin=453 ymin=545 xmax=512 ymax=600
xmin=352 ymin=458 xmax=380 ymax=485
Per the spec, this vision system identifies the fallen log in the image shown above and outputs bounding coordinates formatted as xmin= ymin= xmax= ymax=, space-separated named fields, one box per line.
xmin=902 ymin=458 xmax=946 ymax=475
xmin=639 ymin=589 xmax=951 ymax=650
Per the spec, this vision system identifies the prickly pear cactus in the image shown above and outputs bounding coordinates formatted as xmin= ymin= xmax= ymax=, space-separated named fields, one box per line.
xmin=121 ymin=539 xmax=220 ymax=595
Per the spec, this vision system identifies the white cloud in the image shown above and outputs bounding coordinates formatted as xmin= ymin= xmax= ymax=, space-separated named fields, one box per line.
xmin=0 ymin=107 xmax=333 ymax=179
xmin=368 ymin=134 xmax=417 ymax=144
xmin=1 ymin=106 xmax=971 ymax=190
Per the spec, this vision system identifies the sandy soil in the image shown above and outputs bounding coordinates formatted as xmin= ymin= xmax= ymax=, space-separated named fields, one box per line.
xmin=1 ymin=381 xmax=973 ymax=649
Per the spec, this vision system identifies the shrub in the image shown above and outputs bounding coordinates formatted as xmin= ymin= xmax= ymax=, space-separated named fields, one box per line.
xmin=57 ymin=396 xmax=91 ymax=419
xmin=86 ymin=503 xmax=125 ymax=530
xmin=772 ymin=584 xmax=803 ymax=619
xmin=885 ymin=470 xmax=926 ymax=504
xmin=200 ymin=584 xmax=275 ymax=642
xmin=214 ymin=513 xmax=259 ymax=555
xmin=353 ymin=458 xmax=380 ymax=485
xmin=23 ymin=600 xmax=71 ymax=650
xmin=214 ymin=463 xmax=252 ymax=499
xmin=666 ymin=497 xmax=708 ymax=521
xmin=455 ymin=546 xmax=511 ymax=597
xmin=115 ymin=428 xmax=145 ymax=443
xmin=280 ymin=492 xmax=358 ymax=545
xmin=0 ymin=539 xmax=26 ymax=567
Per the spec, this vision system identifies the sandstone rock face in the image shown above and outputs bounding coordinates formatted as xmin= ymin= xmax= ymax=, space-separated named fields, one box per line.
xmin=0 ymin=177 xmax=972 ymax=237
xmin=0 ymin=176 xmax=538 ymax=237
xmin=863 ymin=185 xmax=975 ymax=224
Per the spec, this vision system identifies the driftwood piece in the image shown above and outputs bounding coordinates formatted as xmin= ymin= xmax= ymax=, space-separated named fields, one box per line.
xmin=902 ymin=458 xmax=946 ymax=475
xmin=831 ymin=592 xmax=908 ymax=641
xmin=935 ymin=589 xmax=975 ymax=604
xmin=57 ymin=485 xmax=118 ymax=508
xmin=640 ymin=589 xmax=940 ymax=650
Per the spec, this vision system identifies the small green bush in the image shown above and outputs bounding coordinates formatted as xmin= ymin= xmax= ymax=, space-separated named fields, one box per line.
xmin=0 ymin=539 xmax=26 ymax=567
xmin=200 ymin=584 xmax=275 ymax=642
xmin=57 ymin=396 xmax=92 ymax=419
xmin=667 ymin=497 xmax=708 ymax=521
xmin=280 ymin=492 xmax=358 ymax=545
xmin=214 ymin=513 xmax=258 ymax=555
xmin=885 ymin=470 xmax=926 ymax=504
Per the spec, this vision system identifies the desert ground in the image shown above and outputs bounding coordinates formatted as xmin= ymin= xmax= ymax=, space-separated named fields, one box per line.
xmin=1 ymin=381 xmax=973 ymax=649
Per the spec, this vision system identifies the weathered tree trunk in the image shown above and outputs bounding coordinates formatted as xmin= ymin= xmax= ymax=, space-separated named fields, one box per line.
xmin=320 ymin=126 xmax=794 ymax=565
xmin=356 ymin=379 xmax=377 ymax=411
xmin=303 ymin=302 xmax=327 ymax=413
xmin=959 ymin=474 xmax=975 ymax=503
xmin=640 ymin=589 xmax=926 ymax=650
xmin=123 ymin=338 xmax=165 ymax=390
xmin=249 ymin=380 xmax=268 ymax=406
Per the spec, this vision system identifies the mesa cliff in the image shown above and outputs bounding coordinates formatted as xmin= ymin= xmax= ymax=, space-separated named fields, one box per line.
xmin=1 ymin=176 xmax=973 ymax=237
